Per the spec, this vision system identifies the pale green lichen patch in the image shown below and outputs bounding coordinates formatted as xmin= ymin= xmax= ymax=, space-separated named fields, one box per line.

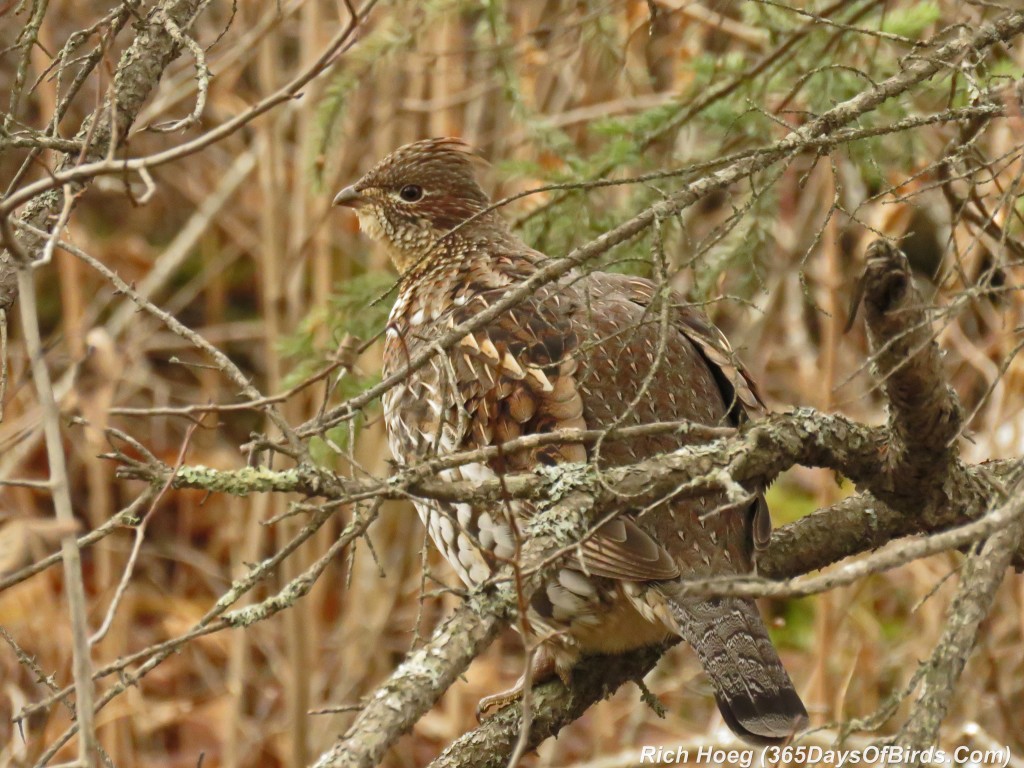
xmin=172 ymin=465 xmax=302 ymax=496
xmin=533 ymin=462 xmax=593 ymax=504
xmin=527 ymin=463 xmax=598 ymax=545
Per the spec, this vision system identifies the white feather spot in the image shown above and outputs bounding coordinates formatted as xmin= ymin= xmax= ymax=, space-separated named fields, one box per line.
xmin=478 ymin=512 xmax=496 ymax=549
xmin=457 ymin=534 xmax=475 ymax=567
xmin=438 ymin=516 xmax=455 ymax=546
xmin=558 ymin=569 xmax=597 ymax=598
xmin=469 ymin=561 xmax=490 ymax=584
xmin=492 ymin=523 xmax=516 ymax=558
xmin=547 ymin=582 xmax=586 ymax=620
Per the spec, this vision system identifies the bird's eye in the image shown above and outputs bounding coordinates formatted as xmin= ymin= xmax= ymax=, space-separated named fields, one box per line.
xmin=399 ymin=185 xmax=423 ymax=202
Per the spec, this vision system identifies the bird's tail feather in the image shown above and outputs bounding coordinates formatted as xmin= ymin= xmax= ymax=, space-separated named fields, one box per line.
xmin=663 ymin=592 xmax=808 ymax=744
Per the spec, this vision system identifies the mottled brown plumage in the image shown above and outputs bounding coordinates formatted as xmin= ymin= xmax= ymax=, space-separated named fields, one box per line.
xmin=334 ymin=138 xmax=807 ymax=743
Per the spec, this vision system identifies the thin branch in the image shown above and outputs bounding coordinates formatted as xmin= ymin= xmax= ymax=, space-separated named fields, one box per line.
xmin=894 ymin=486 xmax=1024 ymax=757
xmin=16 ymin=258 xmax=97 ymax=764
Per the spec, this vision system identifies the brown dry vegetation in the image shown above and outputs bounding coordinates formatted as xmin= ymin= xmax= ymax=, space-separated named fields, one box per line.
xmin=1 ymin=1 xmax=1023 ymax=767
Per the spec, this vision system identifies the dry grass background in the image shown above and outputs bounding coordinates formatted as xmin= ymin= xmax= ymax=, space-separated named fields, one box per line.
xmin=1 ymin=1 xmax=1023 ymax=766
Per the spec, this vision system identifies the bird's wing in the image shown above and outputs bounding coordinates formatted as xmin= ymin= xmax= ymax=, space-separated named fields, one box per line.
xmin=600 ymin=274 xmax=765 ymax=421
xmin=442 ymin=283 xmax=681 ymax=582
xmin=580 ymin=272 xmax=772 ymax=551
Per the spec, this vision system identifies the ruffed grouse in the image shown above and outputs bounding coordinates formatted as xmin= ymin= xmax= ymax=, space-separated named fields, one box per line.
xmin=334 ymin=138 xmax=807 ymax=743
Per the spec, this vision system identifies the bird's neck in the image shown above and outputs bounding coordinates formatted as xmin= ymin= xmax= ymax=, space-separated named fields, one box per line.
xmin=389 ymin=225 xmax=541 ymax=329
xmin=379 ymin=210 xmax=506 ymax=275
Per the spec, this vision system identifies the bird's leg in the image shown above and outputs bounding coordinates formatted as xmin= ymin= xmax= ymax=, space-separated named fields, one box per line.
xmin=476 ymin=646 xmax=563 ymax=719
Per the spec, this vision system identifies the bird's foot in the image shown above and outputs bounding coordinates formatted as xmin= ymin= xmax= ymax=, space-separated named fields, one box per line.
xmin=476 ymin=648 xmax=561 ymax=720
xmin=476 ymin=686 xmax=523 ymax=720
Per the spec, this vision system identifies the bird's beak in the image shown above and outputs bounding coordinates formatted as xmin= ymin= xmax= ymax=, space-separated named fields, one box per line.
xmin=333 ymin=185 xmax=366 ymax=208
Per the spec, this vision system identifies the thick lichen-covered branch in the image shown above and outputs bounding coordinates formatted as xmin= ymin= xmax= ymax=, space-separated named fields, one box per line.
xmin=121 ymin=397 xmax=1021 ymax=577
xmin=310 ymin=581 xmax=511 ymax=768
xmin=857 ymin=240 xmax=964 ymax=514
xmin=126 ymin=409 xmax=883 ymax=506
xmin=426 ymin=643 xmax=672 ymax=768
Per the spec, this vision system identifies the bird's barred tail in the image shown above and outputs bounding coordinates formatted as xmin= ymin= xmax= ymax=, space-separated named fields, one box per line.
xmin=666 ymin=594 xmax=808 ymax=744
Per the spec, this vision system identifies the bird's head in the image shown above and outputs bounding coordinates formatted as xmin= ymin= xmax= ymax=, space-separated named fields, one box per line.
xmin=333 ymin=138 xmax=494 ymax=273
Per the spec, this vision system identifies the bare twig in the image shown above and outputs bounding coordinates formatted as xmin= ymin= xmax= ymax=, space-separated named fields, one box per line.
xmin=15 ymin=260 xmax=97 ymax=765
